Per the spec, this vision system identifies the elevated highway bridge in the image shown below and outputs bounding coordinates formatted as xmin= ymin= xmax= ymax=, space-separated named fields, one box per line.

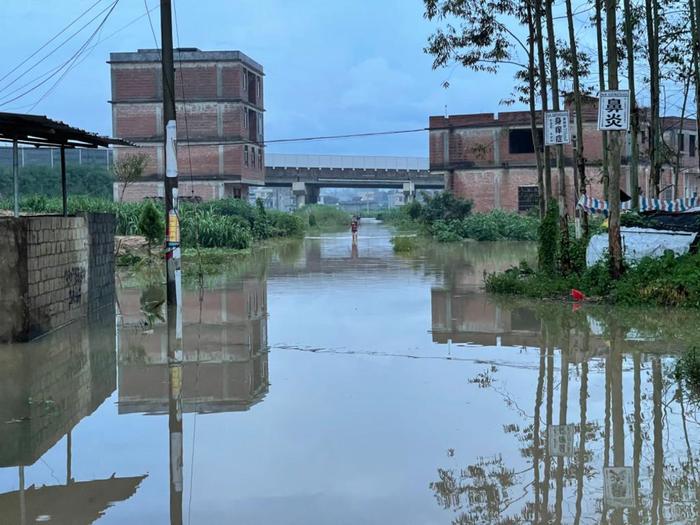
xmin=264 ymin=154 xmax=443 ymax=206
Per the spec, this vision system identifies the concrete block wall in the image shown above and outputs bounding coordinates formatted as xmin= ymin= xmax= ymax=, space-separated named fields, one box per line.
xmin=0 ymin=214 xmax=116 ymax=342
xmin=86 ymin=213 xmax=116 ymax=316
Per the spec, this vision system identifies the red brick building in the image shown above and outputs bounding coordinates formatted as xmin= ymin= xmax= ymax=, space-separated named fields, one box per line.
xmin=430 ymin=98 xmax=700 ymax=213
xmin=110 ymin=48 xmax=264 ymax=201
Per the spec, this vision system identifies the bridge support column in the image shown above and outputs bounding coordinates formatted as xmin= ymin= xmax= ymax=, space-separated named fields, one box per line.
xmin=292 ymin=182 xmax=319 ymax=208
xmin=403 ymin=182 xmax=416 ymax=204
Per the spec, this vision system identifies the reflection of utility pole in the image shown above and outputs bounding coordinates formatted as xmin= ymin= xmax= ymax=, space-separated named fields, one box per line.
xmin=67 ymin=431 xmax=72 ymax=485
xmin=632 ymin=353 xmax=642 ymax=524
xmin=19 ymin=466 xmax=26 ymax=525
xmin=169 ymin=340 xmax=184 ymax=525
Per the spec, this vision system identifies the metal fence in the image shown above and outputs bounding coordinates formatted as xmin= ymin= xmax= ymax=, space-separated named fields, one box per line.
xmin=265 ymin=153 xmax=429 ymax=171
xmin=0 ymin=146 xmax=113 ymax=168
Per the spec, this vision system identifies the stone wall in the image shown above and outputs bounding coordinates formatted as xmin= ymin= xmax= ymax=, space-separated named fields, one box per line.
xmin=0 ymin=214 xmax=115 ymax=342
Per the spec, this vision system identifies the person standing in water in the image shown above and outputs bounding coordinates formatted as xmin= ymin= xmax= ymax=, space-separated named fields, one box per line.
xmin=350 ymin=216 xmax=359 ymax=243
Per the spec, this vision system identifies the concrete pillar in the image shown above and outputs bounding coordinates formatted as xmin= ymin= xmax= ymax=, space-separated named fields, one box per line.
xmin=403 ymin=182 xmax=416 ymax=203
xmin=307 ymin=185 xmax=320 ymax=205
xmin=292 ymin=181 xmax=307 ymax=208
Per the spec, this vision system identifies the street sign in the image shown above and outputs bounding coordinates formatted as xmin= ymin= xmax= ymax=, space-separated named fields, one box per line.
xmin=548 ymin=424 xmax=575 ymax=457
xmin=598 ymin=90 xmax=631 ymax=131
xmin=544 ymin=111 xmax=571 ymax=145
xmin=604 ymin=467 xmax=636 ymax=508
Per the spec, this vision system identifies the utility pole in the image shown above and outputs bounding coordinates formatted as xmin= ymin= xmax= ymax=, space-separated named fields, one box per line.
xmin=160 ymin=2 xmax=183 ymax=525
xmin=161 ymin=0 xmax=180 ymax=307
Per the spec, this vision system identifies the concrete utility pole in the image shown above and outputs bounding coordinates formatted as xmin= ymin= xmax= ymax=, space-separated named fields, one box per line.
xmin=161 ymin=0 xmax=180 ymax=307
xmin=160 ymin=2 xmax=183 ymax=525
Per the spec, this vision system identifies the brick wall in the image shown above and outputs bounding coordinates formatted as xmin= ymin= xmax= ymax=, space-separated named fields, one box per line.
xmin=111 ymin=51 xmax=265 ymax=201
xmin=0 ymin=214 xmax=116 ymax=342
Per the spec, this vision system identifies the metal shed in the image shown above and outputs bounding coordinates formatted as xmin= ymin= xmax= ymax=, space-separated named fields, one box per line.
xmin=0 ymin=112 xmax=131 ymax=216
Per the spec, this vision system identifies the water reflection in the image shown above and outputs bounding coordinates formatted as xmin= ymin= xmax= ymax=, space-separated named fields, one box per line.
xmin=118 ymin=276 xmax=268 ymax=414
xmin=429 ymin=286 xmax=700 ymax=524
xmin=0 ymin=305 xmax=146 ymax=524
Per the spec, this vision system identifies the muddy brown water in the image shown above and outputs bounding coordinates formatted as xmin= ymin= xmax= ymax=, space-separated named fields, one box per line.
xmin=1 ymin=220 xmax=699 ymax=524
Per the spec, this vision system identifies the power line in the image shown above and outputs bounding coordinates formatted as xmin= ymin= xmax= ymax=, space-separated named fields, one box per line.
xmin=27 ymin=1 xmax=121 ymax=112
xmin=0 ymin=0 xmax=117 ymax=97
xmin=0 ymin=0 xmax=104 ymax=87
xmin=144 ymin=0 xmax=160 ymax=49
xmin=264 ymin=127 xmax=429 ymax=144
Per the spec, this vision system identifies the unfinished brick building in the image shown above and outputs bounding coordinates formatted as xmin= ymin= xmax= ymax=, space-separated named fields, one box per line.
xmin=430 ymin=97 xmax=700 ymax=213
xmin=109 ymin=48 xmax=264 ymax=202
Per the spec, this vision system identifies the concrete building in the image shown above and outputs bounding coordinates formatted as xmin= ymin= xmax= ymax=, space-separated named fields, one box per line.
xmin=430 ymin=97 xmax=700 ymax=213
xmin=109 ymin=48 xmax=264 ymax=201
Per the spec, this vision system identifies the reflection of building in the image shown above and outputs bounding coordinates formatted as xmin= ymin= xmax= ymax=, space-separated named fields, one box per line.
xmin=118 ymin=277 xmax=269 ymax=414
xmin=0 ymin=306 xmax=146 ymax=524
xmin=430 ymin=288 xmax=539 ymax=346
xmin=0 ymin=309 xmax=116 ymax=467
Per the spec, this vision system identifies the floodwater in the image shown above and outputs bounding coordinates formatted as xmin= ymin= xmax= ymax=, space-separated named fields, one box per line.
xmin=1 ymin=220 xmax=700 ymax=524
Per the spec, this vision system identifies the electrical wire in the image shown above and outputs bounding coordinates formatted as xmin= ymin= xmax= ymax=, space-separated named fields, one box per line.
xmin=0 ymin=0 xmax=120 ymax=109
xmin=264 ymin=127 xmax=429 ymax=144
xmin=0 ymin=0 xmax=104 ymax=89
xmin=0 ymin=0 xmax=117 ymax=97
xmin=27 ymin=1 xmax=121 ymax=112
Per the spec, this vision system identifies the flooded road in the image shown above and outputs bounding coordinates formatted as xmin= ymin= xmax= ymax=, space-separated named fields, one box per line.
xmin=1 ymin=221 xmax=699 ymax=524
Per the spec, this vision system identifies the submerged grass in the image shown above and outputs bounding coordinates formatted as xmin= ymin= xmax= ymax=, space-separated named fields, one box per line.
xmin=391 ymin=235 xmax=418 ymax=253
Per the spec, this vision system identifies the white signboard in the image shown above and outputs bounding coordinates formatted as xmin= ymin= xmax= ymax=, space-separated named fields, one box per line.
xmin=604 ymin=467 xmax=636 ymax=508
xmin=598 ymin=90 xmax=631 ymax=131
xmin=548 ymin=424 xmax=575 ymax=457
xmin=544 ymin=111 xmax=571 ymax=145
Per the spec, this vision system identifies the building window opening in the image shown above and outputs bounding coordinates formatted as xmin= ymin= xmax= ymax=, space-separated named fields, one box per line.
xmin=251 ymin=147 xmax=256 ymax=168
xmin=518 ymin=186 xmax=539 ymax=212
xmin=679 ymin=132 xmax=685 ymax=152
xmin=244 ymin=145 xmax=249 ymax=167
xmin=242 ymin=69 xmax=248 ymax=91
xmin=258 ymin=149 xmax=263 ymax=169
xmin=243 ymin=109 xmax=248 ymax=129
xmin=508 ymin=128 xmax=543 ymax=154
xmin=691 ymin=134 xmax=696 ymax=157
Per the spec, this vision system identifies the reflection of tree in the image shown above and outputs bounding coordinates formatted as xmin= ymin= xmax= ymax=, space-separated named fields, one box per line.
xmin=430 ymin=454 xmax=523 ymax=525
xmin=430 ymin=298 xmax=700 ymax=523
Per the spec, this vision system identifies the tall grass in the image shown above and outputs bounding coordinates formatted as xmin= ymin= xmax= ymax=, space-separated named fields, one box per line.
xmin=295 ymin=204 xmax=351 ymax=230
xmin=0 ymin=196 xmax=305 ymax=248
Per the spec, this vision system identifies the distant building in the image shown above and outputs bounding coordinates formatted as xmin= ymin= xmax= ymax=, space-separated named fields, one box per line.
xmin=110 ymin=48 xmax=264 ymax=202
xmin=430 ymin=97 xmax=700 ymax=213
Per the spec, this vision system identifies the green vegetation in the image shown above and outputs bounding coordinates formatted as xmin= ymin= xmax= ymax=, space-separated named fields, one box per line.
xmin=138 ymin=200 xmax=165 ymax=253
xmin=0 ymin=196 xmax=306 ymax=250
xmin=295 ymin=204 xmax=351 ymax=231
xmin=486 ymin=250 xmax=700 ymax=308
xmin=382 ymin=193 xmax=539 ymax=243
xmin=0 ymin=165 xmax=112 ymax=200
xmin=391 ymin=235 xmax=418 ymax=253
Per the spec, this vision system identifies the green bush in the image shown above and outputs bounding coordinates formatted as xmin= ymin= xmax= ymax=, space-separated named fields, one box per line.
xmin=138 ymin=200 xmax=165 ymax=251
xmin=421 ymin=192 xmax=473 ymax=223
xmin=538 ymin=200 xmax=559 ymax=275
xmin=181 ymin=207 xmax=252 ymax=249
xmin=486 ymin=250 xmax=700 ymax=308
xmin=391 ymin=235 xmax=418 ymax=252
xmin=268 ymin=210 xmax=305 ymax=237
xmin=295 ymin=204 xmax=351 ymax=230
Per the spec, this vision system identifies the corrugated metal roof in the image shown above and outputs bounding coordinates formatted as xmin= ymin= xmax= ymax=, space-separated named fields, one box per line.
xmin=0 ymin=112 xmax=133 ymax=148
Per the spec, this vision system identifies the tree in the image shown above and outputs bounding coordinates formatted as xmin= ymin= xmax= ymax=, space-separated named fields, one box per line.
xmin=113 ymin=152 xmax=149 ymax=202
xmin=138 ymin=200 xmax=165 ymax=255
xmin=606 ymin=0 xmax=624 ymax=278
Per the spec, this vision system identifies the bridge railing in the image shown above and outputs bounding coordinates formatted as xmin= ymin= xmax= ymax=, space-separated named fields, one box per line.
xmin=265 ymin=153 xmax=428 ymax=171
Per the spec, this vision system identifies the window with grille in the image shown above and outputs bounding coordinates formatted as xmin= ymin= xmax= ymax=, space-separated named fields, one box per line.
xmin=244 ymin=146 xmax=249 ymax=167
xmin=518 ymin=186 xmax=539 ymax=212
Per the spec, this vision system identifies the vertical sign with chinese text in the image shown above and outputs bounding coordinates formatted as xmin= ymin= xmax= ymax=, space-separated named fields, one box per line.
xmin=544 ymin=111 xmax=571 ymax=145
xmin=598 ymin=90 xmax=631 ymax=131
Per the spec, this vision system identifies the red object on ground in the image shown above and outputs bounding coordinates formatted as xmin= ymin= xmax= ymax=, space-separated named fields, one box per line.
xmin=571 ymin=289 xmax=586 ymax=302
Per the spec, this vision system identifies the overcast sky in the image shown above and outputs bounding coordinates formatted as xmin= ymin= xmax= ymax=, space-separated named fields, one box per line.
xmin=1 ymin=0 xmax=664 ymax=157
